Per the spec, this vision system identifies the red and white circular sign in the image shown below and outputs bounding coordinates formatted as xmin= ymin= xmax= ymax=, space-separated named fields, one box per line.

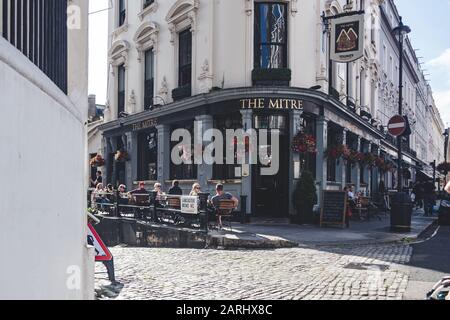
xmin=388 ymin=115 xmax=406 ymax=136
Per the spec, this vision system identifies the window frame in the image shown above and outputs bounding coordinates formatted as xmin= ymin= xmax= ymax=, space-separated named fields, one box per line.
xmin=118 ymin=64 xmax=126 ymax=117
xmin=144 ymin=49 xmax=155 ymax=110
xmin=212 ymin=113 xmax=244 ymax=181
xmin=137 ymin=129 xmax=159 ymax=181
xmin=170 ymin=122 xmax=197 ymax=180
xmin=178 ymin=28 xmax=192 ymax=88
xmin=254 ymin=2 xmax=288 ymax=69
xmin=119 ymin=0 xmax=126 ymax=27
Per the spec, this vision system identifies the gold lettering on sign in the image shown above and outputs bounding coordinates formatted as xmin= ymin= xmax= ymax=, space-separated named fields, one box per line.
xmin=240 ymin=98 xmax=304 ymax=110
xmin=132 ymin=118 xmax=158 ymax=131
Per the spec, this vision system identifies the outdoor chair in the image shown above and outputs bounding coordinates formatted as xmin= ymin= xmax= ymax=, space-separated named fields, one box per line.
xmin=217 ymin=199 xmax=236 ymax=231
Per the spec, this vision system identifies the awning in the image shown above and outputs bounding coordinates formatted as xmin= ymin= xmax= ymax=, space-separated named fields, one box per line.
xmin=416 ymin=170 xmax=433 ymax=181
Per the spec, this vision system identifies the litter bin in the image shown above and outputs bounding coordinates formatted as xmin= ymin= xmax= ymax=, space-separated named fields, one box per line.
xmin=390 ymin=192 xmax=413 ymax=232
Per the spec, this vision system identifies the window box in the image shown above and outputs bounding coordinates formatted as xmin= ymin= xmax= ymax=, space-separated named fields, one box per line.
xmin=252 ymin=68 xmax=291 ymax=86
xmin=172 ymin=85 xmax=192 ymax=101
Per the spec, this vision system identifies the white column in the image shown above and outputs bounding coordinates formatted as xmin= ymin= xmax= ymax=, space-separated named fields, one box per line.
xmin=195 ymin=114 xmax=214 ymax=188
xmin=241 ymin=109 xmax=253 ymax=214
xmin=157 ymin=124 xmax=171 ymax=183
xmin=316 ymin=117 xmax=328 ymax=207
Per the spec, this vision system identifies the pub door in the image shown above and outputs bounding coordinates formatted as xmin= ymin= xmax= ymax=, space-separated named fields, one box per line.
xmin=252 ymin=114 xmax=289 ymax=218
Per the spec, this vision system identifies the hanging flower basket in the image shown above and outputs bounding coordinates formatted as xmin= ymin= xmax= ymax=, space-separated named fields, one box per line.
xmin=361 ymin=153 xmax=378 ymax=168
xmin=437 ymin=162 xmax=450 ymax=174
xmin=292 ymin=132 xmax=317 ymax=154
xmin=325 ymin=144 xmax=350 ymax=160
xmin=90 ymin=154 xmax=105 ymax=167
xmin=114 ymin=150 xmax=130 ymax=162
xmin=379 ymin=160 xmax=395 ymax=173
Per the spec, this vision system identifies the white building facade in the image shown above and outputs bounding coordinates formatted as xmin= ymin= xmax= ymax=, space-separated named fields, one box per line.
xmin=101 ymin=0 xmax=445 ymax=219
xmin=0 ymin=0 xmax=94 ymax=299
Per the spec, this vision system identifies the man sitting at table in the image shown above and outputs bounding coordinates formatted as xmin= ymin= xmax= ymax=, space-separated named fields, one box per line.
xmin=211 ymin=184 xmax=239 ymax=228
xmin=130 ymin=182 xmax=150 ymax=205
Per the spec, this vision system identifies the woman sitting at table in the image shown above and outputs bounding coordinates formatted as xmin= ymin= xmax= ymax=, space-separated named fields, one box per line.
xmin=91 ymin=183 xmax=106 ymax=208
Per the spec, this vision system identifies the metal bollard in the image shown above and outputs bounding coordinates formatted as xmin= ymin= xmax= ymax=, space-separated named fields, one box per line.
xmin=240 ymin=195 xmax=248 ymax=224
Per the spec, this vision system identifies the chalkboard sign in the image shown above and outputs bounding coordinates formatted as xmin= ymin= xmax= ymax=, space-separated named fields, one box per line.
xmin=320 ymin=191 xmax=347 ymax=228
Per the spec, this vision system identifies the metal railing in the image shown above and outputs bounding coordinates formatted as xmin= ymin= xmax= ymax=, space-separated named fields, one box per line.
xmin=88 ymin=190 xmax=212 ymax=231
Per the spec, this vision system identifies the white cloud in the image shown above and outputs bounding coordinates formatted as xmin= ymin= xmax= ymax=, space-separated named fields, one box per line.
xmin=434 ymin=91 xmax=450 ymax=127
xmin=427 ymin=49 xmax=450 ymax=127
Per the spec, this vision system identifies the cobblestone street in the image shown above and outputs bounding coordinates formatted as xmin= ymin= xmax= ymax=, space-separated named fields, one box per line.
xmin=96 ymin=244 xmax=413 ymax=300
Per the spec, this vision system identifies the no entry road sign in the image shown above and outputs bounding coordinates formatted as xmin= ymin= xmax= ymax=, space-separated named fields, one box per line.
xmin=388 ymin=115 xmax=406 ymax=137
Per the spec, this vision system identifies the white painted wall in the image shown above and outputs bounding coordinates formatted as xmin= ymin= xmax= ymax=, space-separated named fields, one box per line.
xmin=0 ymin=8 xmax=94 ymax=300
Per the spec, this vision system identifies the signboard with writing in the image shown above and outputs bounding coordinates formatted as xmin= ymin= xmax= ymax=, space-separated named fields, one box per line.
xmin=240 ymin=98 xmax=304 ymax=110
xmin=320 ymin=191 xmax=347 ymax=228
xmin=132 ymin=118 xmax=158 ymax=132
xmin=331 ymin=14 xmax=365 ymax=63
xmin=181 ymin=196 xmax=199 ymax=215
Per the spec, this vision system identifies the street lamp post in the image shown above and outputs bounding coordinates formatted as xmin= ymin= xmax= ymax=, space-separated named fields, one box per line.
xmin=393 ymin=17 xmax=411 ymax=193
xmin=390 ymin=17 xmax=412 ymax=232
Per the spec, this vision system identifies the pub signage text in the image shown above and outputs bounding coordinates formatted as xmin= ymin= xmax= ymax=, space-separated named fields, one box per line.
xmin=240 ymin=98 xmax=304 ymax=110
xmin=132 ymin=118 xmax=158 ymax=132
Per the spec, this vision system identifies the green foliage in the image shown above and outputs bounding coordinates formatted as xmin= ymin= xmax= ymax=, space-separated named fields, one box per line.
xmin=292 ymin=171 xmax=317 ymax=224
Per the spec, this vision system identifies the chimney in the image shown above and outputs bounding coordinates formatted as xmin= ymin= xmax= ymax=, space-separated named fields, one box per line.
xmin=88 ymin=94 xmax=97 ymax=120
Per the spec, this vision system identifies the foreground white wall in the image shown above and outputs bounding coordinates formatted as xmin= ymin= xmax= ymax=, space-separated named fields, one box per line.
xmin=0 ymin=36 xmax=94 ymax=300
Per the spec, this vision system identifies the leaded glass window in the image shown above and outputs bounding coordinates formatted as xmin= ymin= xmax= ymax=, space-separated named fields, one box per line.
xmin=254 ymin=3 xmax=288 ymax=69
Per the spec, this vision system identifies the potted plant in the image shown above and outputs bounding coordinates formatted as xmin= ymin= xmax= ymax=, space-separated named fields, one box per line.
xmin=90 ymin=154 xmax=105 ymax=167
xmin=114 ymin=150 xmax=130 ymax=162
xmin=292 ymin=171 xmax=318 ymax=224
xmin=437 ymin=162 xmax=450 ymax=174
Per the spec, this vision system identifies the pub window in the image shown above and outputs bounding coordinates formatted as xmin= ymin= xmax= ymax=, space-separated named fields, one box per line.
xmin=326 ymin=126 xmax=339 ymax=182
xmin=170 ymin=122 xmax=197 ymax=180
xmin=178 ymin=29 xmax=192 ymax=88
xmin=118 ymin=64 xmax=125 ymax=117
xmin=254 ymin=2 xmax=288 ymax=69
xmin=138 ymin=130 xmax=158 ymax=181
xmin=119 ymin=0 xmax=126 ymax=27
xmin=144 ymin=50 xmax=154 ymax=110
xmin=213 ymin=114 xmax=243 ymax=180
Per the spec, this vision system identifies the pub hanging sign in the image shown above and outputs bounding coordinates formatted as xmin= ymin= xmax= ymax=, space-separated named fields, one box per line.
xmin=330 ymin=13 xmax=365 ymax=63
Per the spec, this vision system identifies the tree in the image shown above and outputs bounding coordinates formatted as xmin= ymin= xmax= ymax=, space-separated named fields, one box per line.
xmin=292 ymin=171 xmax=318 ymax=224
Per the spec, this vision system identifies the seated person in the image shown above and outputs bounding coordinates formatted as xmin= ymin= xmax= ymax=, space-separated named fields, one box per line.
xmin=168 ymin=180 xmax=183 ymax=196
xmin=117 ymin=184 xmax=129 ymax=205
xmin=130 ymin=182 xmax=150 ymax=205
xmin=210 ymin=184 xmax=239 ymax=228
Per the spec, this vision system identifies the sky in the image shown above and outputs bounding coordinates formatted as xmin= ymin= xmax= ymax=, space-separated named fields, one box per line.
xmin=88 ymin=0 xmax=450 ymax=126
xmin=395 ymin=0 xmax=450 ymax=127
xmin=88 ymin=0 xmax=109 ymax=105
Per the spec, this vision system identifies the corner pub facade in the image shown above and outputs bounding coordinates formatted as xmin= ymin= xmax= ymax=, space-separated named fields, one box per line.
xmin=100 ymin=0 xmax=442 ymax=219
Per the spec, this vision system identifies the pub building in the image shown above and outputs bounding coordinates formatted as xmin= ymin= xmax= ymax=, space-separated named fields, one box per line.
xmin=99 ymin=0 xmax=440 ymax=220
xmin=100 ymin=87 xmax=387 ymax=219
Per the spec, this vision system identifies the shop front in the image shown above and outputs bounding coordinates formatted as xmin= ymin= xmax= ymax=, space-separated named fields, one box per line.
xmin=99 ymin=87 xmax=386 ymax=220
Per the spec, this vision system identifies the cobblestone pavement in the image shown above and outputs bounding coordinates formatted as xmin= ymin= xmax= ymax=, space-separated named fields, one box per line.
xmin=96 ymin=244 xmax=413 ymax=300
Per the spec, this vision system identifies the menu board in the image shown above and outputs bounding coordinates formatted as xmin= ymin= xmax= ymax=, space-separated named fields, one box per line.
xmin=320 ymin=191 xmax=347 ymax=228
